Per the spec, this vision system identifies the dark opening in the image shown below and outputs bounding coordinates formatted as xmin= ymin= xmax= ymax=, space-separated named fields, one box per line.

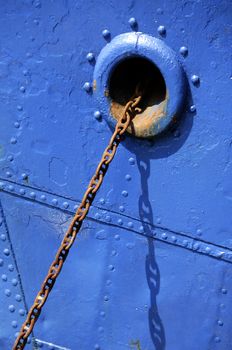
xmin=108 ymin=56 xmax=166 ymax=111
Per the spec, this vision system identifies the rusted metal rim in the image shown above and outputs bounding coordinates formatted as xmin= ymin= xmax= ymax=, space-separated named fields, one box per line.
xmin=93 ymin=32 xmax=186 ymax=138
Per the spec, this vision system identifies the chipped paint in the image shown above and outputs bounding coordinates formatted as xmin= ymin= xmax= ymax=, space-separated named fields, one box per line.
xmin=93 ymin=79 xmax=97 ymax=91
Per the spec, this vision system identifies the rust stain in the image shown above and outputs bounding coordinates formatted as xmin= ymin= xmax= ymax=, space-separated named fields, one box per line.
xmin=130 ymin=339 xmax=142 ymax=350
xmin=110 ymin=90 xmax=169 ymax=138
xmin=93 ymin=79 xmax=97 ymax=91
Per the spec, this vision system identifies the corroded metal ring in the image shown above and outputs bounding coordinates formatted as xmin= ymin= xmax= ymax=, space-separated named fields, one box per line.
xmin=93 ymin=32 xmax=186 ymax=138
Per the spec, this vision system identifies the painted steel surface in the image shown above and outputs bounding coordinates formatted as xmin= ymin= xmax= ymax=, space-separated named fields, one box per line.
xmin=0 ymin=1 xmax=232 ymax=349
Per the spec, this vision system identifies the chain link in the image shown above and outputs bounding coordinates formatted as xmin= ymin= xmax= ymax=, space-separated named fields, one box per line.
xmin=12 ymin=93 xmax=142 ymax=350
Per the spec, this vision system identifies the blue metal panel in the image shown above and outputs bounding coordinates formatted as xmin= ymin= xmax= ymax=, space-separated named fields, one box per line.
xmin=0 ymin=1 xmax=232 ymax=349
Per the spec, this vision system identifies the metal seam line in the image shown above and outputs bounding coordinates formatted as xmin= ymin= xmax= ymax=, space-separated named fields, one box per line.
xmin=0 ymin=180 xmax=231 ymax=264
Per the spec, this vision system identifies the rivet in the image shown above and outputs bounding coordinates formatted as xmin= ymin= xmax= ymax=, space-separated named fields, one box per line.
xmin=182 ymin=240 xmax=188 ymax=247
xmin=11 ymin=320 xmax=18 ymax=328
xmin=5 ymin=289 xmax=11 ymax=297
xmin=52 ymin=198 xmax=58 ymax=205
xmin=63 ymin=202 xmax=69 ymax=209
xmin=8 ymin=185 xmax=14 ymax=191
xmin=139 ymin=226 xmax=144 ymax=233
xmin=2 ymin=274 xmax=7 ymax=281
xmin=23 ymin=69 xmax=28 ymax=76
xmin=94 ymin=111 xmax=101 ymax=120
xmin=40 ymin=194 xmax=46 ymax=201
xmin=98 ymin=326 xmax=104 ymax=333
xmin=34 ymin=0 xmax=41 ymax=8
xmin=197 ymin=228 xmax=202 ymax=236
xmin=125 ymin=174 xmax=131 ymax=181
xmin=21 ymin=173 xmax=28 ymax=180
xmin=190 ymin=105 xmax=196 ymax=113
xmin=111 ymin=250 xmax=117 ymax=256
xmin=191 ymin=74 xmax=200 ymax=85
xmin=19 ymin=86 xmax=26 ymax=93
xmin=95 ymin=212 xmax=101 ymax=220
xmin=128 ymin=221 xmax=133 ymax=228
xmin=128 ymin=17 xmax=137 ymax=29
xmin=15 ymin=294 xmax=22 ymax=302
xmin=221 ymin=288 xmax=227 ymax=294
xmin=1 ymin=234 xmax=6 ymax=241
xmin=86 ymin=52 xmax=95 ymax=62
xmin=122 ymin=190 xmax=128 ymax=197
xmin=73 ymin=204 xmax=78 ymax=211
xmin=129 ymin=157 xmax=135 ymax=165
xmin=19 ymin=309 xmax=25 ymax=316
xmin=102 ymin=29 xmax=111 ymax=40
xmin=6 ymin=171 xmax=12 ymax=178
xmin=114 ymin=234 xmax=120 ymax=241
xmin=29 ymin=191 xmax=36 ymax=199
xmin=12 ymin=278 xmax=18 ymax=286
xmin=161 ymin=233 xmax=167 ymax=240
xmin=215 ymin=251 xmax=225 ymax=258
xmin=156 ymin=217 xmax=161 ymax=224
xmin=94 ymin=344 xmax=100 ymax=350
xmin=171 ymin=235 xmax=177 ymax=242
xmin=158 ymin=25 xmax=166 ymax=36
xmin=108 ymin=264 xmax=114 ymax=271
xmin=100 ymin=311 xmax=105 ymax=317
xmin=17 ymin=105 xmax=23 ymax=111
xmin=156 ymin=8 xmax=163 ymax=14
xmin=214 ymin=336 xmax=221 ymax=343
xmin=193 ymin=243 xmax=200 ymax=250
xmin=205 ymin=246 xmax=211 ymax=254
xmin=104 ymin=295 xmax=109 ymax=301
xmin=119 ymin=205 xmax=125 ymax=212
xmin=0 ymin=259 xmax=4 ymax=267
xmin=179 ymin=46 xmax=188 ymax=57
xmin=4 ymin=248 xmax=10 ymax=256
xmin=8 ymin=264 xmax=14 ymax=272
xmin=83 ymin=82 xmax=91 ymax=93
xmin=7 ymin=155 xmax=14 ymax=161
xmin=10 ymin=137 xmax=17 ymax=144
xmin=117 ymin=219 xmax=123 ymax=225
xmin=217 ymin=320 xmax=223 ymax=326
xmin=19 ymin=188 xmax=25 ymax=195
xmin=9 ymin=305 xmax=15 ymax=312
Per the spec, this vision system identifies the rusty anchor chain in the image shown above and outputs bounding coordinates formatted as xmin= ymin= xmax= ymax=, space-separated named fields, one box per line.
xmin=12 ymin=91 xmax=142 ymax=350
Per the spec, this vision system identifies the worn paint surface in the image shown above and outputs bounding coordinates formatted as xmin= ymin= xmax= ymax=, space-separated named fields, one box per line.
xmin=93 ymin=32 xmax=185 ymax=138
xmin=0 ymin=1 xmax=232 ymax=350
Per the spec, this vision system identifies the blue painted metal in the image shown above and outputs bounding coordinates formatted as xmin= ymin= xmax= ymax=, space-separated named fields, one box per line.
xmin=0 ymin=1 xmax=232 ymax=349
